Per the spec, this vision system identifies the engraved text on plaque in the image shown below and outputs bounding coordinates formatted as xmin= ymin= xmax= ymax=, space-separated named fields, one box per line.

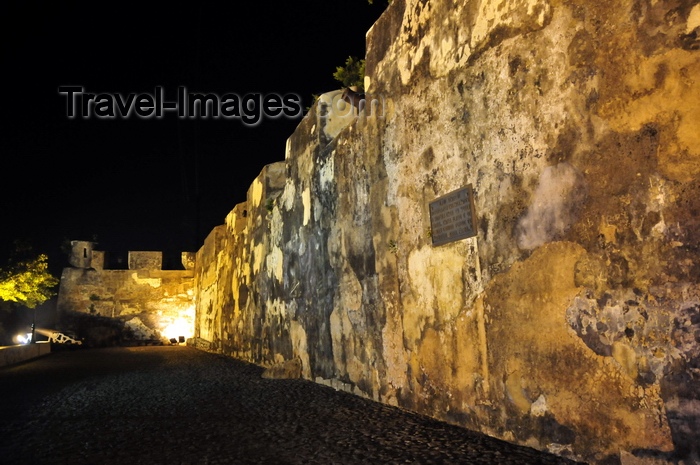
xmin=429 ymin=185 xmax=477 ymax=246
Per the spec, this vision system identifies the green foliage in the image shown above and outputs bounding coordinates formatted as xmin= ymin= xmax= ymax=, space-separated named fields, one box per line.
xmin=333 ymin=56 xmax=366 ymax=90
xmin=0 ymin=253 xmax=59 ymax=309
xmin=265 ymin=197 xmax=275 ymax=213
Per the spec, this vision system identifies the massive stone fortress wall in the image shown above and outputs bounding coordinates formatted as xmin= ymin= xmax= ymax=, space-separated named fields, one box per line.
xmin=57 ymin=0 xmax=699 ymax=463
xmin=193 ymin=0 xmax=700 ymax=462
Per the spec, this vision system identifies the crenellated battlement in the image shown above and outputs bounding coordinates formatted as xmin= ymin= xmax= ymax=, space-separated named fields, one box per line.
xmin=58 ymin=241 xmax=196 ymax=345
xmin=67 ymin=240 xmax=196 ymax=272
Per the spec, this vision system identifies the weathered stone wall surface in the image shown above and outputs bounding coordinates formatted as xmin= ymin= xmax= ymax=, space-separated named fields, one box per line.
xmin=192 ymin=0 xmax=699 ymax=463
xmin=58 ymin=250 xmax=195 ymax=343
xmin=128 ymin=251 xmax=163 ymax=271
xmin=195 ymin=163 xmax=293 ymax=361
xmin=194 ymin=225 xmax=226 ymax=348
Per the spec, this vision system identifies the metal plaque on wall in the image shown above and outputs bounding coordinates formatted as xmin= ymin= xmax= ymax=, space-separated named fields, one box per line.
xmin=428 ymin=185 xmax=477 ymax=246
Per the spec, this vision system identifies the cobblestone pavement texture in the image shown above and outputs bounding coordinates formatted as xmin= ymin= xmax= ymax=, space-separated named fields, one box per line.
xmin=0 ymin=346 xmax=587 ymax=465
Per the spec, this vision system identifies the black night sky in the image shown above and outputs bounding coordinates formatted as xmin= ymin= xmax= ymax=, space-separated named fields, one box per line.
xmin=1 ymin=1 xmax=386 ymax=275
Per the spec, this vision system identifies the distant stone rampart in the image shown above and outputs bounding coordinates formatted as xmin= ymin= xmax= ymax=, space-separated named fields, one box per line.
xmin=57 ymin=241 xmax=196 ymax=344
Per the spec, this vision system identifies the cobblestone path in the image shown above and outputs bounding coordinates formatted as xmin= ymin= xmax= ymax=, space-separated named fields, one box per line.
xmin=0 ymin=346 xmax=586 ymax=464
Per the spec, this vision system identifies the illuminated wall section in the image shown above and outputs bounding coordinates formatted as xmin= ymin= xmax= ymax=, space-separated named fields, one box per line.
xmin=57 ymin=246 xmax=196 ymax=344
xmin=193 ymin=0 xmax=700 ymax=463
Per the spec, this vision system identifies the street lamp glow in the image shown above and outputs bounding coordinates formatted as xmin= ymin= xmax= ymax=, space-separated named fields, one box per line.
xmin=14 ymin=333 xmax=32 ymax=344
